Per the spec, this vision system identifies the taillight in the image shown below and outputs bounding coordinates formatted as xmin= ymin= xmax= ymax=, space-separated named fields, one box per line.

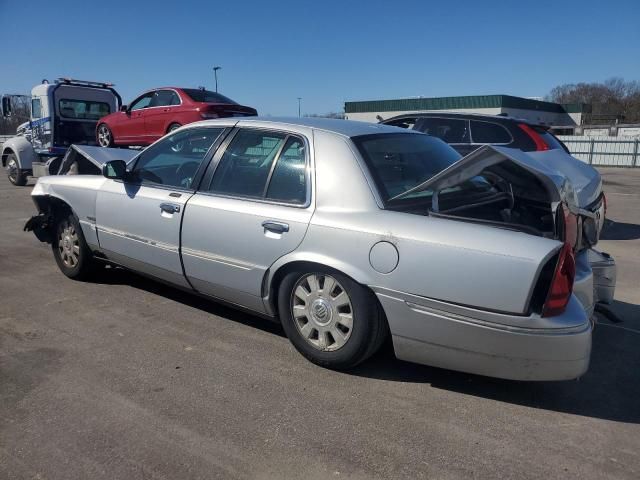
xmin=542 ymin=243 xmax=575 ymax=317
xmin=518 ymin=123 xmax=550 ymax=151
xmin=561 ymin=204 xmax=579 ymax=249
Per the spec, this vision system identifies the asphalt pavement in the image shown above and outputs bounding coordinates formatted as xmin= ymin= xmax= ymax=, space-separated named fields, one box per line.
xmin=1 ymin=168 xmax=639 ymax=479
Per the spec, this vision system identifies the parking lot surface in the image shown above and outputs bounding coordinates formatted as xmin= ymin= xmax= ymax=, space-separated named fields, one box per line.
xmin=1 ymin=168 xmax=639 ymax=480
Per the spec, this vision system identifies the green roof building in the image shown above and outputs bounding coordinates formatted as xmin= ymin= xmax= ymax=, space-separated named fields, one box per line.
xmin=344 ymin=94 xmax=588 ymax=126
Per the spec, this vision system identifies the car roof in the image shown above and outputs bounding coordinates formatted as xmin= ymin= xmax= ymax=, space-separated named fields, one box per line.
xmin=383 ymin=111 xmax=543 ymax=127
xmin=187 ymin=117 xmax=417 ymax=138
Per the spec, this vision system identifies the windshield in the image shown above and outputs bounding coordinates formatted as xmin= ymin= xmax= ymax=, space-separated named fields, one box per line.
xmin=182 ymin=89 xmax=237 ymax=104
xmin=352 ymin=133 xmax=462 ymax=203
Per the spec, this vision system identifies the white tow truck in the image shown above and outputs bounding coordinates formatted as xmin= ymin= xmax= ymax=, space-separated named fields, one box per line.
xmin=1 ymin=78 xmax=123 ymax=186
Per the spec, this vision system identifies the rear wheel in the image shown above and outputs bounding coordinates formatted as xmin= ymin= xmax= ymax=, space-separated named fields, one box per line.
xmin=278 ymin=268 xmax=387 ymax=369
xmin=52 ymin=212 xmax=96 ymax=280
xmin=97 ymin=124 xmax=114 ymax=147
xmin=168 ymin=123 xmax=183 ymax=152
xmin=6 ymin=153 xmax=27 ymax=186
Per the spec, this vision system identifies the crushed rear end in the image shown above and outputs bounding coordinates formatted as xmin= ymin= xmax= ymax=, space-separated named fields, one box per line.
xmin=382 ymin=145 xmax=598 ymax=380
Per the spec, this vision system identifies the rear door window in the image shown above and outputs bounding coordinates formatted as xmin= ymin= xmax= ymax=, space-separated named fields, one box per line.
xmin=207 ymin=129 xmax=308 ymax=204
xmin=416 ymin=117 xmax=469 ymax=144
xmin=266 ymin=136 xmax=307 ymax=204
xmin=208 ymin=129 xmax=287 ymax=199
xmin=470 ymin=121 xmax=512 ymax=144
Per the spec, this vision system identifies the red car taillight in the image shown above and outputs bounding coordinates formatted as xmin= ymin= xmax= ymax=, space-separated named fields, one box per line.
xmin=542 ymin=242 xmax=576 ymax=317
xmin=518 ymin=123 xmax=550 ymax=151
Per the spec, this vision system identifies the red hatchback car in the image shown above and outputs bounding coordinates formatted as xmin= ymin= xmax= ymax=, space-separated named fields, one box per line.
xmin=96 ymin=87 xmax=257 ymax=147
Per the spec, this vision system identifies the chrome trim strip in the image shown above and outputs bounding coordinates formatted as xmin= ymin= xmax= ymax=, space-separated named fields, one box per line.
xmin=181 ymin=247 xmax=257 ymax=271
xmin=96 ymin=225 xmax=178 ymax=253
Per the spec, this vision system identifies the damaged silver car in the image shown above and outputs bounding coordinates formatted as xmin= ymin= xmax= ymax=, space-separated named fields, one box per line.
xmin=25 ymin=118 xmax=615 ymax=380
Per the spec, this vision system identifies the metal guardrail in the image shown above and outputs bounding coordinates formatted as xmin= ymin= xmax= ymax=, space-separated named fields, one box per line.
xmin=557 ymin=135 xmax=640 ymax=167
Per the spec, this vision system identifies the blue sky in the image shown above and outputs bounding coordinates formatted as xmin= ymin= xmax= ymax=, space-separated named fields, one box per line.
xmin=1 ymin=0 xmax=639 ymax=115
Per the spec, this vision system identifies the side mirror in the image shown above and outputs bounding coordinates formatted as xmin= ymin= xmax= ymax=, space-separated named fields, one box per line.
xmin=119 ymin=104 xmax=128 ymax=112
xmin=1 ymin=96 xmax=12 ymax=117
xmin=102 ymin=160 xmax=128 ymax=179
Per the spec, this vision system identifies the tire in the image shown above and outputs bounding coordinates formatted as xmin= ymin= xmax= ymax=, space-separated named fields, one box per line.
xmin=52 ymin=212 xmax=96 ymax=280
xmin=6 ymin=153 xmax=27 ymax=186
xmin=167 ymin=123 xmax=181 ymax=133
xmin=278 ymin=268 xmax=387 ymax=370
xmin=97 ymin=123 xmax=114 ymax=147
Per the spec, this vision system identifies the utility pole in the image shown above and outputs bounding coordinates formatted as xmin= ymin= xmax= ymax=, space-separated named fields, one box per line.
xmin=213 ymin=66 xmax=221 ymax=92
xmin=297 ymin=97 xmax=302 ymax=117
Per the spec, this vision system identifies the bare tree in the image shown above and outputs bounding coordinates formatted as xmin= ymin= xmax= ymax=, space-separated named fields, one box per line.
xmin=0 ymin=96 xmax=31 ymax=135
xmin=546 ymin=78 xmax=640 ymax=124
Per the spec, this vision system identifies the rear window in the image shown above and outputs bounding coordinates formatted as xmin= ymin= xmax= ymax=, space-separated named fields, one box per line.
xmin=470 ymin=120 xmax=512 ymax=144
xmin=182 ymin=89 xmax=237 ymax=104
xmin=384 ymin=117 xmax=417 ymax=129
xmin=352 ymin=133 xmax=461 ymax=202
xmin=534 ymin=127 xmax=564 ymax=150
xmin=59 ymin=99 xmax=111 ymax=120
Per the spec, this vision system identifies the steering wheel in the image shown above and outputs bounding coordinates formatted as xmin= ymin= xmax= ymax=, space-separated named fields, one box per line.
xmin=176 ymin=161 xmax=200 ymax=188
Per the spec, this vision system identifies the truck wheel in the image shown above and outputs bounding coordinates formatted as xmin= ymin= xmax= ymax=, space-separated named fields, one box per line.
xmin=6 ymin=153 xmax=27 ymax=186
xmin=278 ymin=268 xmax=387 ymax=370
xmin=52 ymin=212 xmax=96 ymax=280
xmin=97 ymin=124 xmax=114 ymax=147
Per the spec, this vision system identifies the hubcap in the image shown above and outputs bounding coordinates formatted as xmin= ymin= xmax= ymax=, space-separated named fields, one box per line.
xmin=98 ymin=126 xmax=111 ymax=147
xmin=7 ymin=159 xmax=17 ymax=182
xmin=58 ymin=223 xmax=80 ymax=268
xmin=291 ymin=274 xmax=353 ymax=351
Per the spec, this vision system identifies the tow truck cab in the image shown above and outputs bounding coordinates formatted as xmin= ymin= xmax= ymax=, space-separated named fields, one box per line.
xmin=1 ymin=78 xmax=121 ymax=184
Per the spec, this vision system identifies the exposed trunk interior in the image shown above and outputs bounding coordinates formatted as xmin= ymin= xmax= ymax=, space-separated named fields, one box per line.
xmin=390 ymin=161 xmax=559 ymax=239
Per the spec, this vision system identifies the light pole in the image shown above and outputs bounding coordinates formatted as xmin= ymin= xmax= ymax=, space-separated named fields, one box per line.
xmin=213 ymin=66 xmax=221 ymax=92
xmin=297 ymin=97 xmax=302 ymax=117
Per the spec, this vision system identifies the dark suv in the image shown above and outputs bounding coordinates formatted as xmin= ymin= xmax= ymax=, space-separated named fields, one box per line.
xmin=380 ymin=112 xmax=568 ymax=156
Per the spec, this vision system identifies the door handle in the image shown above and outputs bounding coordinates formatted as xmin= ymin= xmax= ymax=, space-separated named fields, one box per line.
xmin=262 ymin=221 xmax=289 ymax=234
xmin=160 ymin=202 xmax=180 ymax=214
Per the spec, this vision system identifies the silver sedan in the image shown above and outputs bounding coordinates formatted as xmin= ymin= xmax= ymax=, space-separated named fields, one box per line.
xmin=26 ymin=118 xmax=599 ymax=380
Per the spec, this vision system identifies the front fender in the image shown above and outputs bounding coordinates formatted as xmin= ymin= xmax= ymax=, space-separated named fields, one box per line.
xmin=1 ymin=136 xmax=37 ymax=169
xmin=30 ymin=176 xmax=107 ymax=248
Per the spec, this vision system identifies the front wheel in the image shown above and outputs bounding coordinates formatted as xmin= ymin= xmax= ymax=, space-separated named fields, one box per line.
xmin=6 ymin=153 xmax=27 ymax=186
xmin=97 ymin=124 xmax=114 ymax=147
xmin=278 ymin=269 xmax=387 ymax=370
xmin=52 ymin=212 xmax=96 ymax=280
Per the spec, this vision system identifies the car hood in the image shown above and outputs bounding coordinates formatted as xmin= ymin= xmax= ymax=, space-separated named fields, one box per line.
xmin=392 ymin=145 xmax=577 ymax=208
xmin=57 ymin=145 xmax=139 ymax=174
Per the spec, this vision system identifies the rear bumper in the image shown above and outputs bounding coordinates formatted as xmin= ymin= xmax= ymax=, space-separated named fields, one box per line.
xmin=374 ymin=288 xmax=592 ymax=381
xmin=587 ymin=249 xmax=616 ymax=304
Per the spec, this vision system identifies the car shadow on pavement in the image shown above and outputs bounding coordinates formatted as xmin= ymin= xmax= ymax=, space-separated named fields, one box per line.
xmin=351 ymin=300 xmax=640 ymax=424
xmin=600 ymin=219 xmax=640 ymax=240
xmin=90 ymin=265 xmax=287 ymax=338
xmin=90 ymin=266 xmax=640 ymax=424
